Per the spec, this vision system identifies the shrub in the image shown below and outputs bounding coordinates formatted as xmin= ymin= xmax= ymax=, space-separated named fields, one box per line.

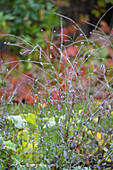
xmin=0 ymin=12 xmax=113 ymax=169
xmin=0 ymin=0 xmax=60 ymax=52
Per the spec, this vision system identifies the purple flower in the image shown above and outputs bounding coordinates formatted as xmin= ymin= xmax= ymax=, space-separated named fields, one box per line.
xmin=74 ymin=62 xmax=78 ymax=65
xmin=81 ymin=42 xmax=84 ymax=45
xmin=70 ymin=89 xmax=75 ymax=93
xmin=93 ymin=69 xmax=96 ymax=72
xmin=4 ymin=116 xmax=7 ymax=120
xmin=103 ymin=100 xmax=106 ymax=104
xmin=101 ymin=64 xmax=104 ymax=68
xmin=50 ymin=46 xmax=53 ymax=50
xmin=80 ymin=33 xmax=83 ymax=36
xmin=61 ymin=95 xmax=64 ymax=99
xmin=59 ymin=73 xmax=63 ymax=76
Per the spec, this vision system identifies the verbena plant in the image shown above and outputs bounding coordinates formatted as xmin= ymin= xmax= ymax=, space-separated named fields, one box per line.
xmin=0 ymin=12 xmax=113 ymax=170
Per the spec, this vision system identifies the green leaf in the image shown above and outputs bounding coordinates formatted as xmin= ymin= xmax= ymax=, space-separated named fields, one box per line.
xmin=92 ymin=9 xmax=100 ymax=18
xmin=37 ymin=163 xmax=51 ymax=170
xmin=97 ymin=0 xmax=106 ymax=7
xmin=7 ymin=115 xmax=27 ymax=129
xmin=20 ymin=113 xmax=37 ymax=127
xmin=3 ymin=140 xmax=16 ymax=152
xmin=17 ymin=129 xmax=30 ymax=141
xmin=11 ymin=155 xmax=25 ymax=170
xmin=43 ymin=117 xmax=56 ymax=128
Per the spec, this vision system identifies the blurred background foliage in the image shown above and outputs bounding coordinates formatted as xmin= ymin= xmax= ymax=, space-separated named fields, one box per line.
xmin=0 ymin=0 xmax=113 ymax=55
xmin=0 ymin=0 xmax=60 ymax=51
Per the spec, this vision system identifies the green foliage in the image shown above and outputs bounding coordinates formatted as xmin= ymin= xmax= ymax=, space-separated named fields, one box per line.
xmin=3 ymin=140 xmax=16 ymax=152
xmin=63 ymin=167 xmax=92 ymax=170
xmin=92 ymin=0 xmax=113 ymax=18
xmin=7 ymin=115 xmax=27 ymax=129
xmin=104 ymin=0 xmax=113 ymax=4
xmin=0 ymin=0 xmax=60 ymax=50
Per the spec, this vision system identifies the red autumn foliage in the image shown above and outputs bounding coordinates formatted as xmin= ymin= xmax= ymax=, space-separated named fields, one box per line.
xmin=59 ymin=27 xmax=68 ymax=44
xmin=9 ymin=56 xmax=20 ymax=70
xmin=51 ymin=91 xmax=61 ymax=105
xmin=67 ymin=21 xmax=78 ymax=34
xmin=106 ymin=59 xmax=113 ymax=68
xmin=62 ymin=45 xmax=78 ymax=64
xmin=99 ymin=21 xmax=111 ymax=34
xmin=3 ymin=72 xmax=35 ymax=104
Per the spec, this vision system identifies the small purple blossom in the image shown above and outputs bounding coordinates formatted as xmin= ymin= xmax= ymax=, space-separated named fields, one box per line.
xmin=90 ymin=32 xmax=92 ymax=34
xmin=4 ymin=42 xmax=7 ymax=44
xmin=50 ymin=46 xmax=53 ymax=50
xmin=59 ymin=73 xmax=63 ymax=76
xmin=36 ymin=44 xmax=39 ymax=47
xmin=41 ymin=29 xmax=43 ymax=32
xmin=60 ymin=61 xmax=63 ymax=64
xmin=7 ymin=42 xmax=10 ymax=45
xmin=4 ymin=116 xmax=7 ymax=120
xmin=70 ymin=89 xmax=75 ymax=93
xmin=81 ymin=42 xmax=84 ymax=45
xmin=103 ymin=100 xmax=107 ymax=104
xmin=93 ymin=69 xmax=96 ymax=72
xmin=61 ymin=95 xmax=64 ymax=99
xmin=80 ymin=33 xmax=83 ymax=36
xmin=30 ymin=164 xmax=35 ymax=168
xmin=69 ymin=71 xmax=72 ymax=74
xmin=46 ymin=101 xmax=49 ymax=105
xmin=101 ymin=64 xmax=104 ymax=68
xmin=74 ymin=62 xmax=78 ymax=65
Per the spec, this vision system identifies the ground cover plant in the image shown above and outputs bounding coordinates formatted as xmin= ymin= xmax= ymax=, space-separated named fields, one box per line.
xmin=0 ymin=12 xmax=113 ymax=169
